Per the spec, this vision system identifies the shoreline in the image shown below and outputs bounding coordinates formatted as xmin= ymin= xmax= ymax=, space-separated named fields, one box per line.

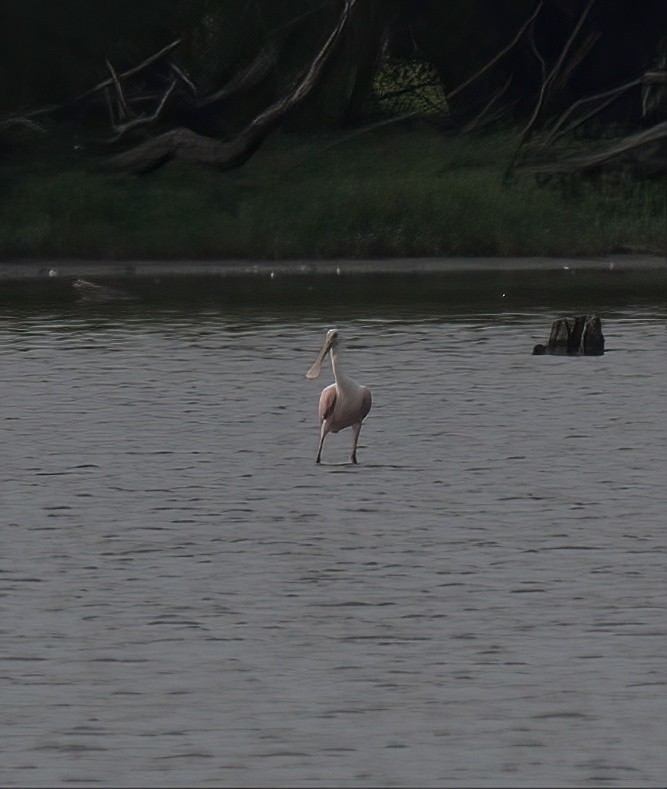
xmin=1 ymin=254 xmax=665 ymax=282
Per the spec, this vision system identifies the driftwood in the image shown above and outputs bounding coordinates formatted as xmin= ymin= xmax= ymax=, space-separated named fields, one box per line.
xmin=533 ymin=314 xmax=605 ymax=356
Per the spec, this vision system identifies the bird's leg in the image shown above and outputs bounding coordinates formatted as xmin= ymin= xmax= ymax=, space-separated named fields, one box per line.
xmin=315 ymin=425 xmax=327 ymax=464
xmin=350 ymin=422 xmax=362 ymax=464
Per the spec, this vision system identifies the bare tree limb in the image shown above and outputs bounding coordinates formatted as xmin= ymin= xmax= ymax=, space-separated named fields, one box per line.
xmin=527 ymin=20 xmax=546 ymax=87
xmin=106 ymin=59 xmax=130 ymax=121
xmin=550 ymin=31 xmax=600 ymax=97
xmin=169 ymin=63 xmax=198 ymax=97
xmin=642 ymin=69 xmax=667 ymax=116
xmin=196 ymin=41 xmax=280 ymax=108
xmin=23 ymin=37 xmax=183 ymax=120
xmin=519 ymin=120 xmax=667 ymax=174
xmin=109 ymin=78 xmax=177 ymax=141
xmin=544 ymin=74 xmax=650 ymax=146
xmin=84 ymin=38 xmax=182 ymax=101
xmin=105 ymin=0 xmax=357 ymax=174
xmin=191 ymin=3 xmax=329 ymax=111
xmin=540 ymin=0 xmax=596 ymax=100
xmin=103 ymin=88 xmax=115 ymax=127
xmin=446 ymin=0 xmax=543 ymax=103
xmin=545 ymin=93 xmax=628 ymax=147
xmin=462 ymin=76 xmax=513 ymax=133
xmin=506 ymin=0 xmax=597 ymax=178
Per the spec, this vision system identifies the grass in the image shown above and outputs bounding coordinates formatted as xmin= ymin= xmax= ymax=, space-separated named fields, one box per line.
xmin=0 ymin=124 xmax=664 ymax=260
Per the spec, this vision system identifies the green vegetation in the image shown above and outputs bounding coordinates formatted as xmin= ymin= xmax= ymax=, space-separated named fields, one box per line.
xmin=1 ymin=126 xmax=664 ymax=260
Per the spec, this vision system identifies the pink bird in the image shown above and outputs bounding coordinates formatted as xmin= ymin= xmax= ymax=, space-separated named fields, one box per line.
xmin=306 ymin=328 xmax=372 ymax=464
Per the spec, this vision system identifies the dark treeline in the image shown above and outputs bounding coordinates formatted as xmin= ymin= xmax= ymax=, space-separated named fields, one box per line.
xmin=1 ymin=0 xmax=665 ymax=171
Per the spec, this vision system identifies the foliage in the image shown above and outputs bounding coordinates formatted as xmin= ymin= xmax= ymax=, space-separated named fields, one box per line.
xmin=372 ymin=59 xmax=448 ymax=118
xmin=0 ymin=0 xmax=664 ymax=211
xmin=1 ymin=126 xmax=663 ymax=260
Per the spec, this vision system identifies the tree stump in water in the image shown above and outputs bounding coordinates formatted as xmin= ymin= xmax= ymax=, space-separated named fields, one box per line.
xmin=533 ymin=315 xmax=605 ymax=356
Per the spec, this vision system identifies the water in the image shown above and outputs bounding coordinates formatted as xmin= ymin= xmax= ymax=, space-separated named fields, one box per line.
xmin=1 ymin=270 xmax=666 ymax=787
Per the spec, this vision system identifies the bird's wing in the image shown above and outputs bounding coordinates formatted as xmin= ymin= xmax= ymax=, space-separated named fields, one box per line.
xmin=360 ymin=387 xmax=372 ymax=420
xmin=319 ymin=386 xmax=337 ymax=422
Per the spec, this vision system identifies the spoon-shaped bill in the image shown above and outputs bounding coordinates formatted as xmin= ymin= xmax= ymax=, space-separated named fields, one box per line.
xmin=306 ymin=354 xmax=324 ymax=379
xmin=306 ymin=334 xmax=334 ymax=379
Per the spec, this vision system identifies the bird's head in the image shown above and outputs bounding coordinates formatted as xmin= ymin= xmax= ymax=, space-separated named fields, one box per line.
xmin=325 ymin=328 xmax=340 ymax=348
xmin=306 ymin=328 xmax=339 ymax=379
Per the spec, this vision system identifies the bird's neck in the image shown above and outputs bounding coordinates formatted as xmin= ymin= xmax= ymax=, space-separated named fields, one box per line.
xmin=330 ymin=348 xmax=341 ymax=379
xmin=330 ymin=348 xmax=353 ymax=389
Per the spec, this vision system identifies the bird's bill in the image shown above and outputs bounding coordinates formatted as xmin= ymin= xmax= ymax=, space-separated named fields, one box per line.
xmin=305 ymin=357 xmax=322 ymax=379
xmin=305 ymin=334 xmax=334 ymax=379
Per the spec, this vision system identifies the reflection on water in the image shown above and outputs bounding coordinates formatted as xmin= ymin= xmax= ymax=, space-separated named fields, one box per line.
xmin=2 ymin=264 xmax=667 ymax=317
xmin=1 ymin=271 xmax=666 ymax=788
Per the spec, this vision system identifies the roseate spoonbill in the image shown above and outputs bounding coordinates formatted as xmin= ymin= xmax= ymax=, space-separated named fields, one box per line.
xmin=305 ymin=328 xmax=372 ymax=465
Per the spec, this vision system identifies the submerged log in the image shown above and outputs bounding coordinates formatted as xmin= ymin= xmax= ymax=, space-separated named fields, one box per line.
xmin=533 ymin=314 xmax=605 ymax=355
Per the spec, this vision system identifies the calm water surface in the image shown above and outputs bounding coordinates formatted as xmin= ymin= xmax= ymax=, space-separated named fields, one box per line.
xmin=1 ymin=272 xmax=666 ymax=787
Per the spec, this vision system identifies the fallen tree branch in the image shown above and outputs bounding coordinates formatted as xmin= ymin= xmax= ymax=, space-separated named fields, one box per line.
xmin=190 ymin=5 xmax=325 ymax=111
xmin=106 ymin=59 xmax=130 ymax=122
xmin=518 ymin=120 xmax=667 ymax=174
xmin=506 ymin=0 xmax=596 ymax=178
xmin=169 ymin=63 xmax=198 ymax=97
xmin=544 ymin=72 xmax=664 ymax=146
xmin=23 ymin=37 xmax=183 ymax=120
xmin=545 ymin=92 xmax=629 ymax=147
xmin=79 ymin=38 xmax=182 ymax=103
xmin=109 ymin=78 xmax=177 ymax=141
xmin=105 ymin=0 xmax=357 ymax=173
xmin=196 ymin=41 xmax=280 ymax=108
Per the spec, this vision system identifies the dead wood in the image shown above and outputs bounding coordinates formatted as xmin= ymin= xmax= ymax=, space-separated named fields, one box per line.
xmin=109 ymin=79 xmax=178 ymax=141
xmin=105 ymin=59 xmax=131 ymax=122
xmin=519 ymin=120 xmax=667 ymax=174
xmin=461 ymin=76 xmax=513 ymax=133
xmin=533 ymin=315 xmax=605 ymax=356
xmin=506 ymin=0 xmax=596 ymax=178
xmin=105 ymin=0 xmax=357 ymax=174
xmin=21 ymin=38 xmax=183 ymax=121
xmin=195 ymin=41 xmax=280 ymax=108
xmin=446 ymin=0 xmax=543 ymax=104
xmin=543 ymin=75 xmax=645 ymax=146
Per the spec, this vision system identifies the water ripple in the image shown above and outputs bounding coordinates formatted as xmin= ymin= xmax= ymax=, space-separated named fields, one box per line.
xmin=1 ymin=307 xmax=666 ymax=787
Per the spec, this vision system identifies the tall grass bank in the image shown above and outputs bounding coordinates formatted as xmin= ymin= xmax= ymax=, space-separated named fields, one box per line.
xmin=1 ymin=128 xmax=664 ymax=261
